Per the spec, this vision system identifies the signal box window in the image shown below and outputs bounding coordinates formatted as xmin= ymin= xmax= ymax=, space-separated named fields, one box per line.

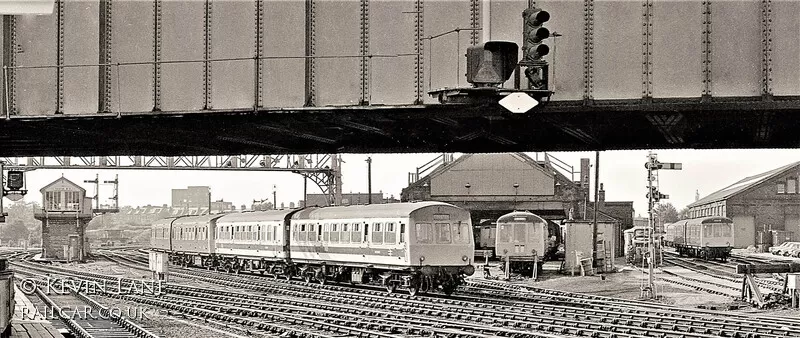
xmin=778 ymin=182 xmax=786 ymax=194
xmin=789 ymin=179 xmax=797 ymax=194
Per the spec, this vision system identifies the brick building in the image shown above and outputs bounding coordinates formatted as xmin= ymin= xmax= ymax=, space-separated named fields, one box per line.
xmin=34 ymin=177 xmax=93 ymax=261
xmin=302 ymin=193 xmax=397 ymax=207
xmin=171 ymin=186 xmax=211 ymax=208
xmin=687 ymin=161 xmax=800 ymax=248
xmin=400 ymin=153 xmax=634 ymax=257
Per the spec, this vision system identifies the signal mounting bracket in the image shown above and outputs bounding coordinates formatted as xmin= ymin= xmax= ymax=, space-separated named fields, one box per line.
xmin=428 ymin=87 xmax=552 ymax=106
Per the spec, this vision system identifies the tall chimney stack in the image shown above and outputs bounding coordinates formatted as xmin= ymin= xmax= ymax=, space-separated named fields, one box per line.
xmin=598 ymin=183 xmax=606 ymax=211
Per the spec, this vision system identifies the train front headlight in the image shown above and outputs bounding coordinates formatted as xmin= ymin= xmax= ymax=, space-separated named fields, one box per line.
xmin=462 ymin=255 xmax=468 ymax=262
xmin=419 ymin=256 xmax=425 ymax=262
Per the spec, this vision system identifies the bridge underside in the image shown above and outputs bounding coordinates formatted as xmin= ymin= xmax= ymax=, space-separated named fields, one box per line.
xmin=2 ymin=97 xmax=800 ymax=156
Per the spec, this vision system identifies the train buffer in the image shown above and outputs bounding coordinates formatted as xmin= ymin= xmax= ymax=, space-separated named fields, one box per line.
xmin=737 ymin=263 xmax=800 ymax=308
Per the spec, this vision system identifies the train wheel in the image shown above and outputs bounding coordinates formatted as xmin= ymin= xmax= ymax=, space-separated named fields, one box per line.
xmin=384 ymin=280 xmax=396 ymax=293
xmin=317 ymin=271 xmax=327 ymax=285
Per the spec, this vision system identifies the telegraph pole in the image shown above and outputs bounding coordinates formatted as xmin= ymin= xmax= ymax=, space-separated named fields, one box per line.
xmin=593 ymin=151 xmax=600 ymax=268
xmin=366 ymin=157 xmax=372 ymax=204
xmin=643 ymin=152 xmax=682 ymax=299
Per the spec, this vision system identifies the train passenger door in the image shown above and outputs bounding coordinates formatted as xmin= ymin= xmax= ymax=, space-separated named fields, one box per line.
xmin=732 ymin=216 xmax=755 ymax=248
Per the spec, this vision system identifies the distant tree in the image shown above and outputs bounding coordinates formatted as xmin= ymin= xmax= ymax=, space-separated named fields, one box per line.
xmin=678 ymin=207 xmax=690 ymax=220
xmin=0 ymin=220 xmax=29 ymax=245
xmin=655 ymin=203 xmax=679 ymax=224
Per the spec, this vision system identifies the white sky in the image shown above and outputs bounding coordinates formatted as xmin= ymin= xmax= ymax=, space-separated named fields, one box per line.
xmin=9 ymin=149 xmax=800 ymax=217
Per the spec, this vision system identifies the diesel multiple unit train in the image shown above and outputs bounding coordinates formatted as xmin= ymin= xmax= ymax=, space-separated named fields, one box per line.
xmin=663 ymin=216 xmax=735 ymax=260
xmin=151 ymin=201 xmax=475 ymax=295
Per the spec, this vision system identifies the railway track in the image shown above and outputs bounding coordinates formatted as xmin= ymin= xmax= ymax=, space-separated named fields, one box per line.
xmin=663 ymin=254 xmax=783 ymax=295
xmin=97 ymin=249 xmax=800 ymax=338
xmin=12 ymin=267 xmax=159 ymax=338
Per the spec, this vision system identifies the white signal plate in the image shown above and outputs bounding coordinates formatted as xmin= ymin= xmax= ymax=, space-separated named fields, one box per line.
xmin=499 ymin=92 xmax=539 ymax=114
xmin=0 ymin=1 xmax=55 ymax=15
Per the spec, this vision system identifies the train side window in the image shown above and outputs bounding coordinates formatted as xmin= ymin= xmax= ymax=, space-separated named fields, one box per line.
xmin=257 ymin=225 xmax=261 ymax=241
xmin=331 ymin=223 xmax=340 ymax=242
xmin=341 ymin=224 xmax=350 ymax=243
xmin=351 ymin=223 xmax=361 ymax=242
xmin=704 ymin=225 xmax=712 ymax=237
xmin=364 ymin=223 xmax=369 ymax=242
xmin=384 ymin=223 xmax=396 ymax=244
xmin=372 ymin=223 xmax=384 ymax=244
xmin=435 ymin=223 xmax=451 ymax=244
xmin=399 ymin=223 xmax=405 ymax=243
xmin=323 ymin=223 xmax=330 ymax=242
xmin=273 ymin=225 xmax=279 ymax=241
xmin=318 ymin=224 xmax=323 ymax=241
xmin=301 ymin=223 xmax=310 ymax=242
xmin=415 ymin=223 xmax=431 ymax=244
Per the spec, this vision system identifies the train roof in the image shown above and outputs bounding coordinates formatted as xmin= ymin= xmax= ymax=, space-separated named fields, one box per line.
xmin=292 ymin=201 xmax=460 ymax=220
xmin=624 ymin=225 xmax=651 ymax=233
xmin=169 ymin=214 xmax=226 ymax=227
xmin=217 ymin=209 xmax=299 ymax=223
xmin=497 ymin=211 xmax=546 ymax=223
xmin=670 ymin=216 xmax=733 ymax=226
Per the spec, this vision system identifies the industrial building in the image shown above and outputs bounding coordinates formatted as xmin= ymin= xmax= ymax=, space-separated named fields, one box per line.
xmin=171 ymin=186 xmax=212 ymax=208
xmin=401 ymin=153 xmax=633 ymax=257
xmin=687 ymin=161 xmax=800 ymax=248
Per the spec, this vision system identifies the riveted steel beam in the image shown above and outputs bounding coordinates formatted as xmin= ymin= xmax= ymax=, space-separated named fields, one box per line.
xmin=413 ymin=0 xmax=423 ymax=104
xmin=203 ymin=0 xmax=213 ymax=110
xmin=701 ymin=1 xmax=712 ymax=102
xmin=760 ymin=0 xmax=772 ymax=100
xmin=56 ymin=0 xmax=64 ymax=114
xmin=152 ymin=0 xmax=162 ymax=111
xmin=254 ymin=0 xmax=264 ymax=109
xmin=583 ymin=0 xmax=594 ymax=102
xmin=99 ymin=0 xmax=113 ymax=113
xmin=469 ymin=0 xmax=479 ymax=45
xmin=304 ymin=0 xmax=316 ymax=107
xmin=641 ymin=0 xmax=653 ymax=100
xmin=2 ymin=15 xmax=16 ymax=116
xmin=359 ymin=0 xmax=369 ymax=105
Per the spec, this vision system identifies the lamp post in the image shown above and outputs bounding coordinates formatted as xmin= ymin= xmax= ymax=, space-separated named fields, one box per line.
xmin=272 ymin=185 xmax=277 ymax=210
